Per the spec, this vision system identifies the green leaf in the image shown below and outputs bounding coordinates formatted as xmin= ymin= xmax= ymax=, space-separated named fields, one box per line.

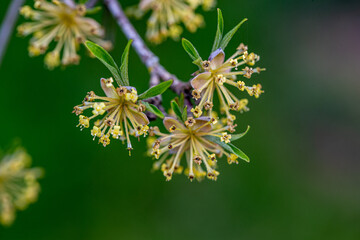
xmin=138 ymin=80 xmax=173 ymax=100
xmin=211 ymin=8 xmax=224 ymax=52
xmin=85 ymin=41 xmax=124 ymax=85
xmin=86 ymin=6 xmax=102 ymax=15
xmin=192 ymin=58 xmax=202 ymax=68
xmin=141 ymin=101 xmax=164 ymax=119
xmin=182 ymin=105 xmax=188 ymax=122
xmin=205 ymin=135 xmax=250 ymax=162
xmin=182 ymin=38 xmax=202 ymax=62
xmin=179 ymin=93 xmax=184 ymax=109
xmin=220 ymin=18 xmax=248 ymax=50
xmin=231 ymin=125 xmax=250 ymax=141
xmin=228 ymin=142 xmax=250 ymax=162
xmin=171 ymin=100 xmax=183 ymax=121
xmin=120 ymin=39 xmax=133 ymax=86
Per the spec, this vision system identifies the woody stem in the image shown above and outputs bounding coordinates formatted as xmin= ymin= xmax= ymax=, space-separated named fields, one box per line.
xmin=0 ymin=0 xmax=25 ymax=67
xmin=103 ymin=0 xmax=193 ymax=110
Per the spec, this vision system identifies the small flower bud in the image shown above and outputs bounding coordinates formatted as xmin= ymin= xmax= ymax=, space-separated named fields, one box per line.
xmin=192 ymin=89 xmax=201 ymax=100
xmin=185 ymin=117 xmax=196 ymax=127
xmin=201 ymin=60 xmax=211 ymax=70
xmin=204 ymin=101 xmax=213 ymax=110
xmin=169 ymin=125 xmax=177 ymax=132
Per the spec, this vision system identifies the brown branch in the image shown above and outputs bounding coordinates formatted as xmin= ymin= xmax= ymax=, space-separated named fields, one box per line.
xmin=103 ymin=0 xmax=192 ymax=107
xmin=85 ymin=0 xmax=99 ymax=8
xmin=0 ymin=0 xmax=25 ymax=67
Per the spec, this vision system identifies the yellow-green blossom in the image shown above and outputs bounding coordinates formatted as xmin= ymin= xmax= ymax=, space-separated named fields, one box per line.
xmin=73 ymin=77 xmax=150 ymax=152
xmin=17 ymin=0 xmax=112 ymax=69
xmin=127 ymin=0 xmax=216 ymax=44
xmin=191 ymin=44 xmax=265 ymax=123
xmin=149 ymin=115 xmax=236 ymax=181
xmin=0 ymin=148 xmax=42 ymax=226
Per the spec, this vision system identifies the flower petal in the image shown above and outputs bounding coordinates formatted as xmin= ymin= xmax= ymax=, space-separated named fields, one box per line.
xmin=193 ymin=117 xmax=212 ymax=132
xmin=201 ymin=137 xmax=221 ymax=152
xmin=209 ymin=48 xmax=225 ymax=70
xmin=127 ymin=107 xmax=149 ymax=125
xmin=190 ymin=72 xmax=212 ymax=89
xmin=139 ymin=0 xmax=153 ymax=9
xmin=100 ymin=78 xmax=119 ymax=99
xmin=163 ymin=117 xmax=186 ymax=132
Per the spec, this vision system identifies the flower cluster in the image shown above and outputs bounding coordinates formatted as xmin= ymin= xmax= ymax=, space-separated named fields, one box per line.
xmin=190 ymin=45 xmax=265 ymax=126
xmin=17 ymin=0 xmax=111 ymax=69
xmin=127 ymin=0 xmax=216 ymax=44
xmin=73 ymin=77 xmax=150 ymax=152
xmin=149 ymin=115 xmax=238 ymax=181
xmin=67 ymin=10 xmax=260 ymax=182
xmin=0 ymin=148 xmax=42 ymax=226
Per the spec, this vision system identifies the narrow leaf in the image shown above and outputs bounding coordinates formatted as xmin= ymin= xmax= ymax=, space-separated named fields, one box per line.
xmin=211 ymin=8 xmax=224 ymax=52
xmin=182 ymin=38 xmax=202 ymax=62
xmin=182 ymin=106 xmax=188 ymax=122
xmin=228 ymin=142 xmax=250 ymax=162
xmin=85 ymin=41 xmax=124 ymax=85
xmin=205 ymin=135 xmax=250 ymax=162
xmin=179 ymin=93 xmax=184 ymax=109
xmin=120 ymin=39 xmax=133 ymax=86
xmin=220 ymin=18 xmax=248 ymax=50
xmin=231 ymin=125 xmax=250 ymax=141
xmin=171 ymin=100 xmax=183 ymax=121
xmin=138 ymin=80 xmax=173 ymax=100
xmin=192 ymin=58 xmax=202 ymax=68
xmin=141 ymin=101 xmax=164 ymax=119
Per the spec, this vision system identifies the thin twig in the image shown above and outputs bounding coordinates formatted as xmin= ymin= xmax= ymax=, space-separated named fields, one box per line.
xmin=0 ymin=0 xmax=25 ymax=67
xmin=103 ymin=0 xmax=192 ymax=102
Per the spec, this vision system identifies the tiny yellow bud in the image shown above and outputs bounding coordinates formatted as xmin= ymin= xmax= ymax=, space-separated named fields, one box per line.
xmin=220 ymin=132 xmax=231 ymax=143
xmin=169 ymin=125 xmax=177 ymax=132
xmin=78 ymin=115 xmax=89 ymax=128
xmin=229 ymin=59 xmax=238 ymax=66
xmin=99 ymin=135 xmax=110 ymax=147
xmin=111 ymin=125 xmax=122 ymax=138
xmin=237 ymin=81 xmax=245 ymax=91
xmin=104 ymin=77 xmax=114 ymax=87
xmin=191 ymin=106 xmax=202 ymax=118
xmin=208 ymin=154 xmax=216 ymax=161
xmin=92 ymin=102 xmax=106 ymax=115
xmin=91 ymin=126 xmax=101 ymax=137
xmin=185 ymin=117 xmax=196 ymax=127
xmin=201 ymin=60 xmax=211 ymax=70
xmin=215 ymin=74 xmax=226 ymax=85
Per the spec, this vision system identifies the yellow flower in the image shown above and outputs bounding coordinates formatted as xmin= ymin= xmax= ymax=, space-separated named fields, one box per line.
xmin=0 ymin=147 xmax=43 ymax=226
xmin=220 ymin=132 xmax=231 ymax=144
xmin=191 ymin=106 xmax=202 ymax=118
xmin=127 ymin=0 xmax=216 ymax=44
xmin=149 ymin=116 xmax=236 ymax=181
xmin=18 ymin=0 xmax=112 ymax=69
xmin=73 ymin=78 xmax=150 ymax=152
xmin=190 ymin=46 xmax=265 ymax=120
xmin=184 ymin=117 xmax=196 ymax=127
xmin=227 ymin=154 xmax=239 ymax=164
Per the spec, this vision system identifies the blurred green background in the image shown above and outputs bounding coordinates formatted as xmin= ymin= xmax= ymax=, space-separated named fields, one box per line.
xmin=1 ymin=0 xmax=359 ymax=239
